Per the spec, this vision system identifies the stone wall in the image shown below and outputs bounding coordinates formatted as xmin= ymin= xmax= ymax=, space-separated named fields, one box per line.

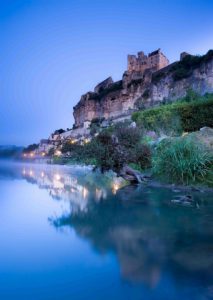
xmin=127 ymin=49 xmax=169 ymax=73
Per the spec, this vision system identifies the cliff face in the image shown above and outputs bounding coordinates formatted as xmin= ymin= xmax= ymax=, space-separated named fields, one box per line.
xmin=73 ymin=51 xmax=213 ymax=128
xmin=148 ymin=55 xmax=213 ymax=105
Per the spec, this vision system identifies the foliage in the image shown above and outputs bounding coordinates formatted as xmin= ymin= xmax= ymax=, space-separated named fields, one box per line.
xmin=90 ymin=81 xmax=123 ymax=101
xmin=53 ymin=129 xmax=65 ymax=135
xmin=48 ymin=147 xmax=55 ymax=156
xmin=153 ymin=136 xmax=213 ymax=185
xmin=88 ymin=125 xmax=151 ymax=172
xmin=23 ymin=143 xmax=38 ymax=153
xmin=115 ymin=125 xmax=141 ymax=149
xmin=132 ymin=94 xmax=213 ymax=134
xmin=133 ymin=143 xmax=152 ymax=169
xmin=60 ymin=123 xmax=151 ymax=172
xmin=152 ymin=50 xmax=213 ymax=83
xmin=172 ymin=50 xmax=213 ymax=81
xmin=90 ymin=117 xmax=105 ymax=136
xmin=180 ymin=89 xmax=200 ymax=102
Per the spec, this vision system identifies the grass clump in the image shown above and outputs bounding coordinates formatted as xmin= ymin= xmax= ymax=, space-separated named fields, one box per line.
xmin=153 ymin=136 xmax=213 ymax=185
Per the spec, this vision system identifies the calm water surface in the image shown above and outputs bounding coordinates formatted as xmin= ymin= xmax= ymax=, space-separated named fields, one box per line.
xmin=0 ymin=161 xmax=212 ymax=300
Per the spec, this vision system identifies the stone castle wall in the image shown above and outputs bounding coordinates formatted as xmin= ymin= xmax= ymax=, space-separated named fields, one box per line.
xmin=127 ymin=49 xmax=169 ymax=73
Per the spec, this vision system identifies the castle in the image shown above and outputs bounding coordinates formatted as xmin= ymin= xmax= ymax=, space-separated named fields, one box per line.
xmin=73 ymin=48 xmax=213 ymax=129
xmin=73 ymin=48 xmax=170 ymax=128
xmin=127 ymin=49 xmax=169 ymax=74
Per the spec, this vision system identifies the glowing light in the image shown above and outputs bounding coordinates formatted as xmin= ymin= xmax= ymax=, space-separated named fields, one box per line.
xmin=112 ymin=183 xmax=120 ymax=194
xmin=29 ymin=170 xmax=33 ymax=176
xmin=82 ymin=187 xmax=88 ymax=199
xmin=182 ymin=132 xmax=188 ymax=136
xmin=22 ymin=169 xmax=26 ymax=175
xmin=41 ymin=152 xmax=46 ymax=157
xmin=84 ymin=138 xmax=90 ymax=144
xmin=55 ymin=150 xmax=62 ymax=156
xmin=41 ymin=171 xmax=45 ymax=178
xmin=30 ymin=152 xmax=34 ymax=158
xmin=54 ymin=174 xmax=61 ymax=181
xmin=23 ymin=153 xmax=27 ymax=158
xmin=70 ymin=139 xmax=77 ymax=144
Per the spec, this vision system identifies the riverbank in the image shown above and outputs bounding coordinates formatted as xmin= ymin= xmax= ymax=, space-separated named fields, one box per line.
xmin=21 ymin=93 xmax=213 ymax=189
xmin=50 ymin=127 xmax=213 ymax=189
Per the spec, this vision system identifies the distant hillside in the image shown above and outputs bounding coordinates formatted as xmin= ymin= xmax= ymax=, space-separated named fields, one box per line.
xmin=0 ymin=145 xmax=24 ymax=159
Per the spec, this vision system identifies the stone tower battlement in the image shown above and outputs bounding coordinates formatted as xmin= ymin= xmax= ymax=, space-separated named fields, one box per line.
xmin=127 ymin=48 xmax=169 ymax=74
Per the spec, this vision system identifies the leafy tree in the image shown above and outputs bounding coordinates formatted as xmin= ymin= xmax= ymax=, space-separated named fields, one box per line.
xmin=53 ymin=129 xmax=65 ymax=135
xmin=23 ymin=143 xmax=38 ymax=153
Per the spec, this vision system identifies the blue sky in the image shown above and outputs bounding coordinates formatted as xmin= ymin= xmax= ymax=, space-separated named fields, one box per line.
xmin=0 ymin=0 xmax=213 ymax=146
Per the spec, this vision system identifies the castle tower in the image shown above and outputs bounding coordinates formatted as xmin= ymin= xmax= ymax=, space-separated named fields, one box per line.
xmin=127 ymin=49 xmax=169 ymax=74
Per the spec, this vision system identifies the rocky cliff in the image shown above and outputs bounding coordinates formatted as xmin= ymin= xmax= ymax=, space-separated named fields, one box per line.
xmin=73 ymin=50 xmax=213 ymax=128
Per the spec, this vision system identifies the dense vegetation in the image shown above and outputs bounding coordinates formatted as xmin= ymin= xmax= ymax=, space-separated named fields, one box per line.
xmin=23 ymin=143 xmax=38 ymax=153
xmin=153 ymin=136 xmax=213 ymax=185
xmin=53 ymin=92 xmax=213 ymax=187
xmin=60 ymin=123 xmax=151 ymax=173
xmin=132 ymin=92 xmax=213 ymax=134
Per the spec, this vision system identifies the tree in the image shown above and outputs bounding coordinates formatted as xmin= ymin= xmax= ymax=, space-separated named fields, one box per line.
xmin=23 ymin=143 xmax=38 ymax=153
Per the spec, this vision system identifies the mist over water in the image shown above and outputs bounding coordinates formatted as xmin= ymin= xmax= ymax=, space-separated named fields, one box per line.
xmin=0 ymin=162 xmax=212 ymax=300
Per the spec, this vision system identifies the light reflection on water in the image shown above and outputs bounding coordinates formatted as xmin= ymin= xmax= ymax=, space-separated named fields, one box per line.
xmin=0 ymin=161 xmax=213 ymax=300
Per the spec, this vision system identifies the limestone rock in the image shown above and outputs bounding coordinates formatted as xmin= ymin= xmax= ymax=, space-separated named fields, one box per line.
xmin=73 ymin=50 xmax=213 ymax=128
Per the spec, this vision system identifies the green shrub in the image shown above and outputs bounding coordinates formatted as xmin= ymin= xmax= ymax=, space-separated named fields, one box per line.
xmin=153 ymin=136 xmax=213 ymax=185
xmin=132 ymin=95 xmax=213 ymax=134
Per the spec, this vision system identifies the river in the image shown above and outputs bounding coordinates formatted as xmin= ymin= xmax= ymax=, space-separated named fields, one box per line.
xmin=0 ymin=161 xmax=212 ymax=300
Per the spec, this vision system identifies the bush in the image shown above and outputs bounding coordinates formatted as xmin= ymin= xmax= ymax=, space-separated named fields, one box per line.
xmin=93 ymin=131 xmax=127 ymax=172
xmin=59 ymin=123 xmax=152 ymax=173
xmin=153 ymin=136 xmax=213 ymax=185
xmin=134 ymin=144 xmax=152 ymax=169
xmin=132 ymin=94 xmax=213 ymax=134
xmin=115 ymin=125 xmax=141 ymax=149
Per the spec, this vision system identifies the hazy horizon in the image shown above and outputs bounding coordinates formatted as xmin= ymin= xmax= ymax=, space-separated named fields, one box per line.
xmin=1 ymin=0 xmax=213 ymax=146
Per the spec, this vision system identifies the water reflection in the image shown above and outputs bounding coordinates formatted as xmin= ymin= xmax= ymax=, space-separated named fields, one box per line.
xmin=19 ymin=163 xmax=124 ymax=213
xmin=0 ymin=162 xmax=213 ymax=298
xmin=50 ymin=185 xmax=213 ymax=289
